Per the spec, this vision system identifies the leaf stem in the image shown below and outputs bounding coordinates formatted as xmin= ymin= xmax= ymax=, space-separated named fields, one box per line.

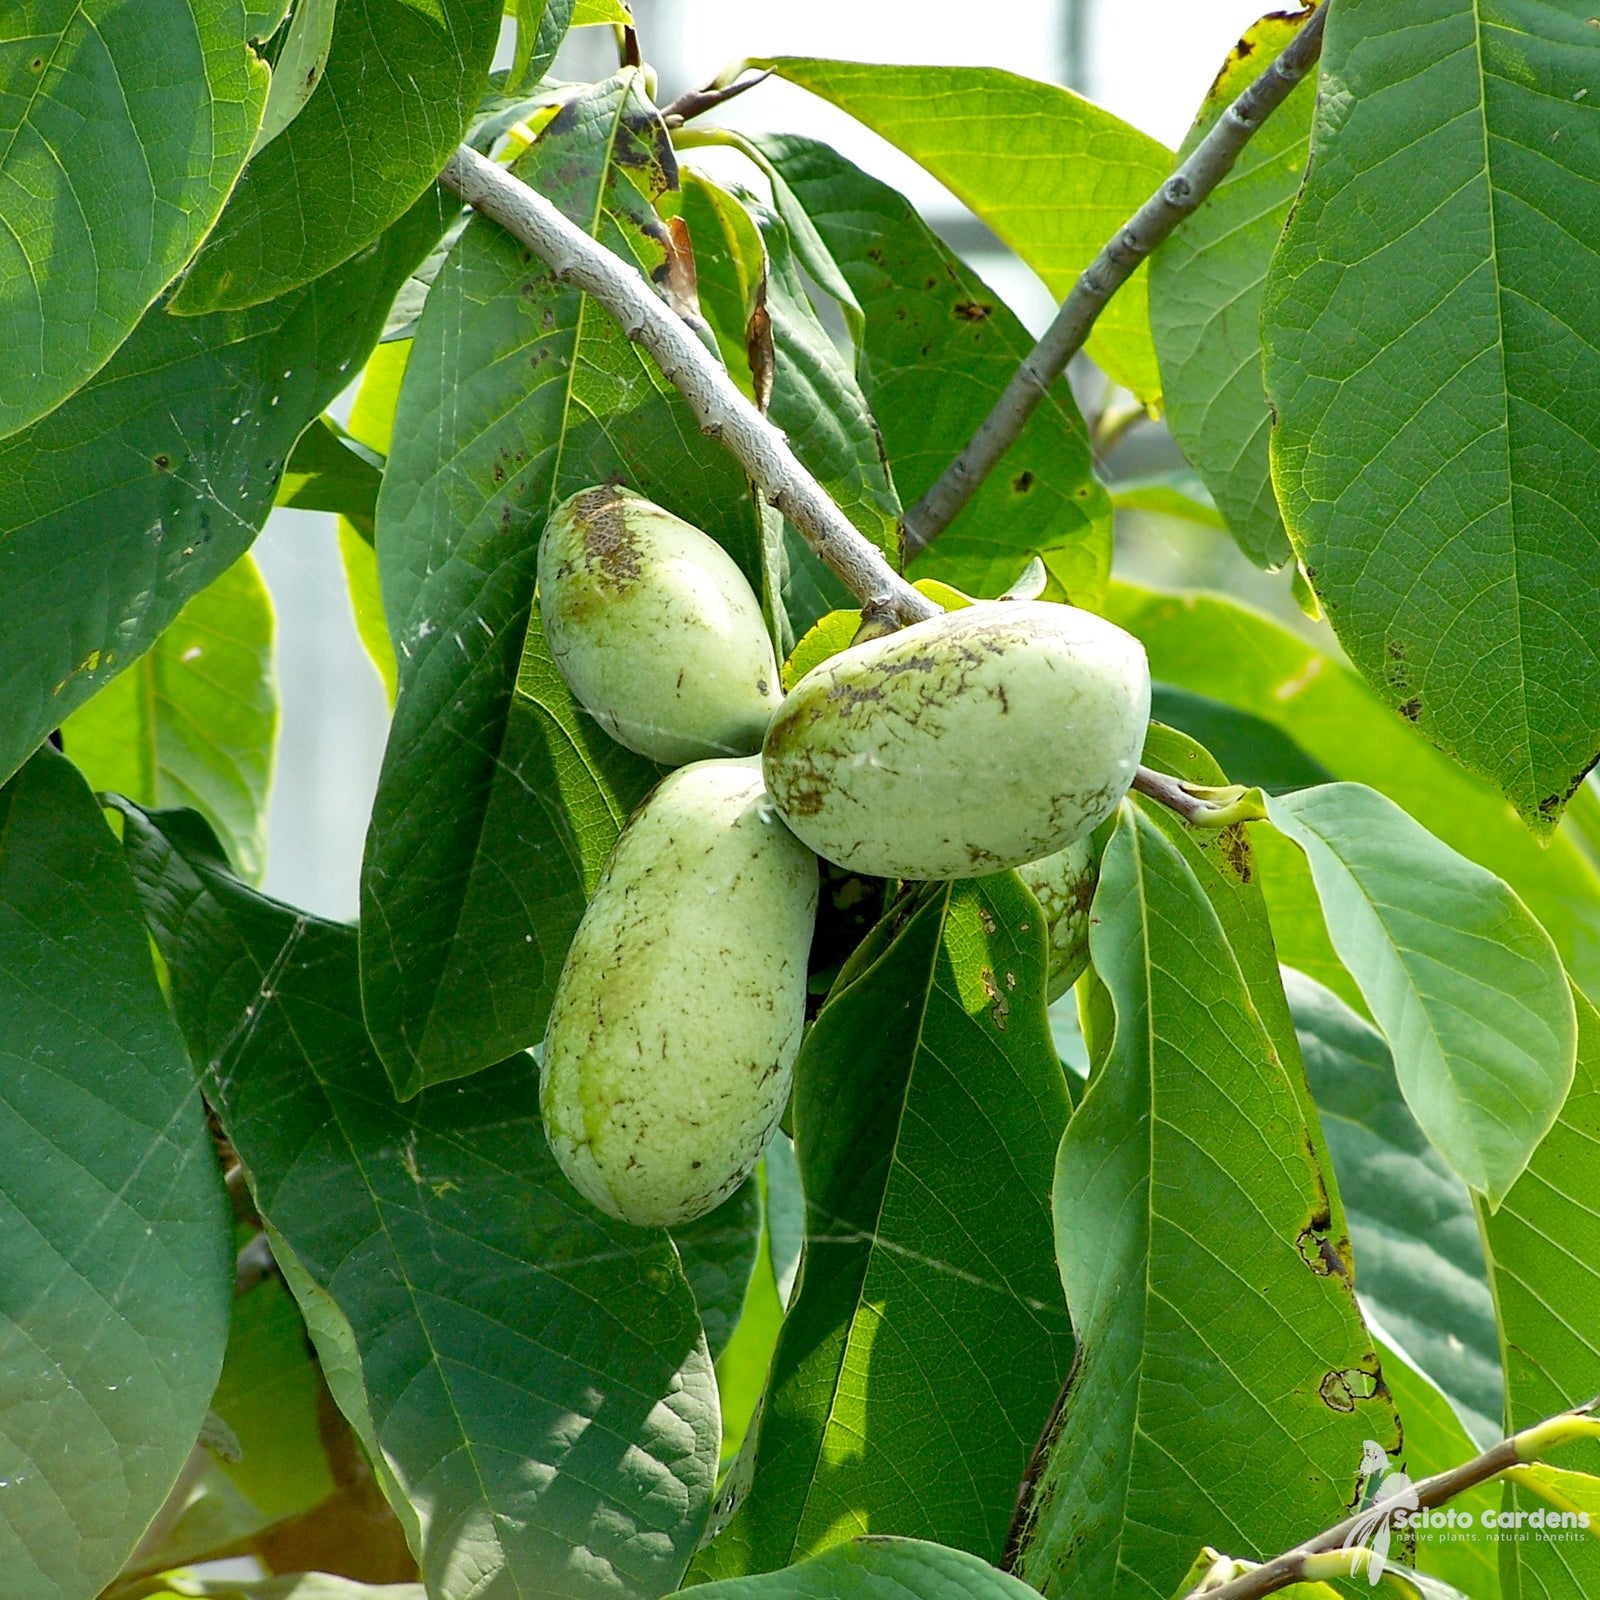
xmin=437 ymin=144 xmax=939 ymax=627
xmin=1179 ymin=1397 xmax=1600 ymax=1599
xmin=1131 ymin=767 xmax=1267 ymax=828
xmin=901 ymin=2 xmax=1328 ymax=558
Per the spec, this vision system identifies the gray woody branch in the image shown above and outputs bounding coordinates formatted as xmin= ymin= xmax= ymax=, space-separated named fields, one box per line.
xmin=1183 ymin=1399 xmax=1600 ymax=1600
xmin=438 ymin=144 xmax=940 ymax=628
xmin=901 ymin=2 xmax=1328 ymax=558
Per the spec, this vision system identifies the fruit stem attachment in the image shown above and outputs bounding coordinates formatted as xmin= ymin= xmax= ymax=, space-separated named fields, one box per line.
xmin=438 ymin=144 xmax=939 ymax=629
xmin=1171 ymin=1395 xmax=1600 ymax=1600
xmin=901 ymin=2 xmax=1328 ymax=558
xmin=1131 ymin=767 xmax=1268 ymax=828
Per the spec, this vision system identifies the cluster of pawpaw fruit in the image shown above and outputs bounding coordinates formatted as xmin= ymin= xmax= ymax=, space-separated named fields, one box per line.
xmin=537 ymin=484 xmax=1151 ymax=1227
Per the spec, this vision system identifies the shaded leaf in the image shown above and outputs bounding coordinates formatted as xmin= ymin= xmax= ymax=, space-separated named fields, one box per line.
xmin=510 ymin=0 xmax=577 ymax=93
xmin=276 ymin=418 xmax=384 ymax=537
xmin=759 ymin=60 xmax=1171 ymax=402
xmin=0 ymin=190 xmax=444 ymax=790
xmin=139 ymin=1578 xmax=422 ymax=1599
xmin=121 ymin=802 xmax=720 ymax=1600
xmin=363 ymin=71 xmax=763 ymax=1094
xmin=253 ymin=0 xmax=338 ymax=155
xmin=0 ymin=0 xmax=266 ymax=438
xmin=757 ymin=133 xmax=1112 ymax=605
xmin=683 ymin=1536 xmax=1041 ymax=1600
xmin=1150 ymin=13 xmax=1316 ymax=567
xmin=763 ymin=1131 xmax=803 ymax=1312
xmin=1262 ymin=0 xmax=1600 ymax=829
xmin=1268 ymin=783 xmax=1576 ymax=1206
xmin=0 ymin=749 xmax=231 ymax=1600
xmin=176 ymin=0 xmax=501 ymax=311
xmin=1150 ymin=682 xmax=1333 ymax=794
xmin=694 ymin=876 xmax=1073 ymax=1577
xmin=673 ymin=1178 xmax=762 ymax=1363
xmin=1109 ymin=471 xmax=1225 ymax=530
xmin=63 ymin=555 xmax=277 ymax=882
xmin=1019 ymin=803 xmax=1394 ymax=1600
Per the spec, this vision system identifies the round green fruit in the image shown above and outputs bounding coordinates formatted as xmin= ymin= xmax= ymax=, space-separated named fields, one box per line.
xmin=1017 ymin=838 xmax=1097 ymax=1002
xmin=540 ymin=757 xmax=819 ymax=1227
xmin=762 ymin=601 xmax=1149 ymax=880
xmin=538 ymin=485 xmax=782 ymax=765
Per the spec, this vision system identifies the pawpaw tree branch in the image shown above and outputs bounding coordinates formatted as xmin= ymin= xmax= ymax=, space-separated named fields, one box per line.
xmin=1178 ymin=1397 xmax=1600 ymax=1599
xmin=437 ymin=143 xmax=940 ymax=628
xmin=901 ymin=1 xmax=1328 ymax=558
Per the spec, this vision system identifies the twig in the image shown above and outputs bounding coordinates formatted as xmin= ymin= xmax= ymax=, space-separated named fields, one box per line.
xmin=1182 ymin=1399 xmax=1600 ymax=1600
xmin=1132 ymin=767 xmax=1267 ymax=828
xmin=659 ymin=68 xmax=775 ymax=128
xmin=438 ymin=145 xmax=938 ymax=627
xmin=902 ymin=3 xmax=1328 ymax=557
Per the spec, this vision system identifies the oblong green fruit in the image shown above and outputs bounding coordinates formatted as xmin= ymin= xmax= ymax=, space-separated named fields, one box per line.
xmin=538 ymin=485 xmax=783 ymax=764
xmin=763 ymin=602 xmax=1150 ymax=879
xmin=1017 ymin=838 xmax=1098 ymax=1002
xmin=540 ymin=757 xmax=819 ymax=1227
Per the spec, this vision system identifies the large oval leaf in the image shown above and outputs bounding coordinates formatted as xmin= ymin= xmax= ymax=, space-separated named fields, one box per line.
xmin=1263 ymin=0 xmax=1600 ymax=830
xmin=693 ymin=875 xmax=1074 ymax=1579
xmin=174 ymin=0 xmax=501 ymax=313
xmin=0 ymin=0 xmax=267 ymax=438
xmin=0 ymin=190 xmax=446 ymax=791
xmin=122 ymin=803 xmax=720 ymax=1600
xmin=682 ymin=1536 xmax=1040 ymax=1600
xmin=1267 ymin=783 xmax=1576 ymax=1206
xmin=0 ymin=749 xmax=231 ymax=1600
xmin=760 ymin=60 xmax=1172 ymax=403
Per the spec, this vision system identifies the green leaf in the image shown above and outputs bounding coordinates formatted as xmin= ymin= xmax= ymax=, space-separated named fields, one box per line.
xmin=0 ymin=749 xmax=231 ymax=1600
xmin=763 ymin=1131 xmax=803 ymax=1311
xmin=121 ymin=802 xmax=721 ymax=1600
xmin=1149 ymin=682 xmax=1334 ymax=794
xmin=756 ymin=133 xmax=1112 ymax=605
xmin=1287 ymin=970 xmax=1501 ymax=1445
xmin=62 ymin=554 xmax=277 ymax=883
xmin=0 ymin=190 xmax=444 ymax=792
xmin=0 ymin=0 xmax=267 ymax=439
xmin=1262 ymin=0 xmax=1600 ymax=829
xmin=1481 ymin=985 xmax=1600 ymax=1600
xmin=1109 ymin=471 xmax=1225 ymax=531
xmin=1102 ymin=582 xmax=1600 ymax=1008
xmin=363 ymin=71 xmax=764 ymax=1094
xmin=141 ymin=1578 xmax=422 ymax=1599
xmin=1149 ymin=13 xmax=1315 ymax=567
xmin=758 ymin=60 xmax=1172 ymax=403
xmin=275 ymin=417 xmax=384 ymax=537
xmin=174 ymin=0 xmax=501 ymax=311
xmin=673 ymin=1177 xmax=762 ymax=1363
xmin=682 ymin=1535 xmax=1042 ymax=1600
xmin=1020 ymin=803 xmax=1395 ymax=1600
xmin=710 ymin=1169 xmax=784 ymax=1469
xmin=1505 ymin=1464 xmax=1600 ymax=1527
xmin=510 ymin=0 xmax=576 ymax=93
xmin=1267 ymin=783 xmax=1576 ymax=1206
xmin=253 ymin=0 xmax=338 ymax=155
xmin=680 ymin=172 xmax=770 ymax=405
xmin=694 ymin=876 xmax=1074 ymax=1577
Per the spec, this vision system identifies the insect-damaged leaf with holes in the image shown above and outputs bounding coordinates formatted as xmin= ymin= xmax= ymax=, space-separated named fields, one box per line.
xmin=0 ymin=0 xmax=267 ymax=440
xmin=0 ymin=749 xmax=231 ymax=1600
xmin=0 ymin=189 xmax=445 ymax=793
xmin=1262 ymin=0 xmax=1600 ymax=831
xmin=690 ymin=875 xmax=1073 ymax=1580
xmin=363 ymin=71 xmax=766 ymax=1097
xmin=173 ymin=0 xmax=502 ymax=312
xmin=1017 ymin=803 xmax=1394 ymax=1600
xmin=758 ymin=134 xmax=1112 ymax=605
xmin=1150 ymin=11 xmax=1317 ymax=568
xmin=119 ymin=801 xmax=720 ymax=1600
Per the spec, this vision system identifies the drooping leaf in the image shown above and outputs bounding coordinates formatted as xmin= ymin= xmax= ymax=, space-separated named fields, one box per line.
xmin=693 ymin=876 xmax=1074 ymax=1578
xmin=1102 ymin=583 xmax=1600 ymax=1006
xmin=1149 ymin=12 xmax=1316 ymax=567
xmin=710 ymin=1166 xmax=784 ymax=1469
xmin=1267 ymin=783 xmax=1576 ymax=1206
xmin=1019 ymin=803 xmax=1395 ymax=1600
xmin=0 ymin=0 xmax=267 ymax=439
xmin=1287 ymin=970 xmax=1501 ymax=1443
xmin=757 ymin=133 xmax=1112 ymax=605
xmin=175 ymin=0 xmax=502 ymax=311
xmin=759 ymin=61 xmax=1172 ymax=402
xmin=1481 ymin=985 xmax=1600 ymax=1600
xmin=1149 ymin=682 xmax=1333 ymax=794
xmin=763 ymin=1131 xmax=803 ymax=1311
xmin=1262 ymin=0 xmax=1600 ymax=829
xmin=673 ymin=1177 xmax=762 ymax=1363
xmin=253 ymin=0 xmax=339 ymax=155
xmin=510 ymin=0 xmax=577 ymax=93
xmin=62 ymin=555 xmax=277 ymax=882
xmin=275 ymin=418 xmax=384 ymax=537
xmin=0 ymin=190 xmax=445 ymax=791
xmin=681 ymin=1536 xmax=1042 ymax=1600
xmin=0 ymin=749 xmax=231 ymax=1600
xmin=363 ymin=71 xmax=764 ymax=1095
xmin=121 ymin=802 xmax=720 ymax=1600
xmin=1108 ymin=470 xmax=1225 ymax=530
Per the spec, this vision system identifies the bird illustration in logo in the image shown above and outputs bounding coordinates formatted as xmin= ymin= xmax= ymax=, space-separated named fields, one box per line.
xmin=1341 ymin=1440 xmax=1418 ymax=1583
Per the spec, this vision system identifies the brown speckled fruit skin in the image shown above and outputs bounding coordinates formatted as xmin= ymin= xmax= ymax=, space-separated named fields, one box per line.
xmin=1017 ymin=838 xmax=1097 ymax=1001
xmin=540 ymin=757 xmax=818 ymax=1227
xmin=763 ymin=602 xmax=1150 ymax=880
